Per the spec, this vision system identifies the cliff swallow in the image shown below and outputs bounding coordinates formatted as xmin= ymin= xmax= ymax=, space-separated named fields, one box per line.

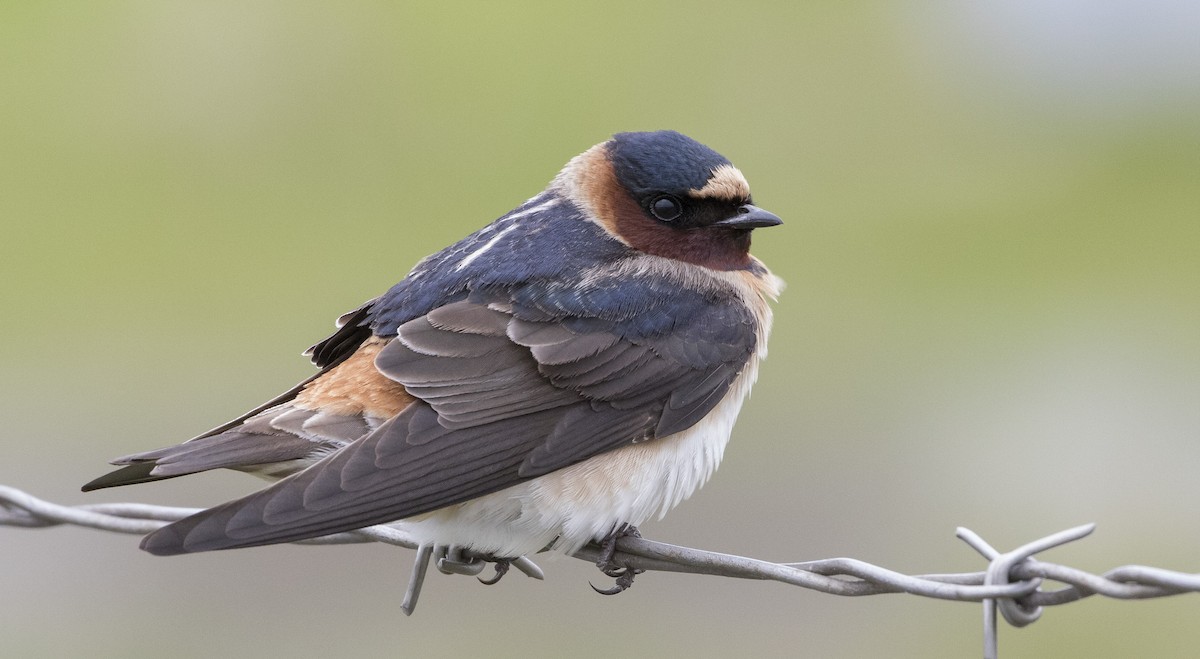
xmin=84 ymin=130 xmax=783 ymax=593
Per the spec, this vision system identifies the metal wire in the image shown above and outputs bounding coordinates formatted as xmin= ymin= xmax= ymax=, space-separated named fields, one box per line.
xmin=4 ymin=484 xmax=1199 ymax=657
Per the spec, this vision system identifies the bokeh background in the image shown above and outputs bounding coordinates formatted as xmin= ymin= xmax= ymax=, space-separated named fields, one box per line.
xmin=3 ymin=2 xmax=1198 ymax=657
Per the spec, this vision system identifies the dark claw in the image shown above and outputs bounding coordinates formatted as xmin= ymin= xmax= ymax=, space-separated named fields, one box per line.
xmin=590 ymin=581 xmax=622 ymax=596
xmin=590 ymin=524 xmax=644 ymax=596
xmin=590 ymin=568 xmax=639 ymax=595
xmin=478 ymin=559 xmax=511 ymax=586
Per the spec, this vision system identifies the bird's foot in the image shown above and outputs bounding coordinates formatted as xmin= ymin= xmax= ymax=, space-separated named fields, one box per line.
xmin=590 ymin=523 xmax=644 ymax=596
xmin=595 ymin=523 xmax=641 ymax=568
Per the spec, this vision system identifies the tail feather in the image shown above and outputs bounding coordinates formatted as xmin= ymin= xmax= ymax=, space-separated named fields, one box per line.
xmin=80 ymin=429 xmax=328 ymax=493
xmin=81 ymin=463 xmax=182 ymax=492
xmin=81 ymin=314 xmax=376 ymax=495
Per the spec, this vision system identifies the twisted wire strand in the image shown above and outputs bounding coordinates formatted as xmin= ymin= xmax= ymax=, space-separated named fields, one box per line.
xmin=4 ymin=484 xmax=1198 ymax=656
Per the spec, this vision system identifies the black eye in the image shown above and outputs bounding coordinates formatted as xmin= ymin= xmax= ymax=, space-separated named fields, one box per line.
xmin=650 ymin=196 xmax=683 ymax=221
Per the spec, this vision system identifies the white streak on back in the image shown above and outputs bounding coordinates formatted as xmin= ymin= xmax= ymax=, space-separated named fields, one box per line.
xmin=499 ymin=196 xmax=560 ymax=226
xmin=454 ymin=224 xmax=519 ymax=272
xmin=452 ymin=197 xmax=562 ymax=273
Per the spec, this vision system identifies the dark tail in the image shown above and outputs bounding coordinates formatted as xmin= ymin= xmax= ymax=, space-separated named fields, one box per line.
xmin=81 ymin=463 xmax=183 ymax=492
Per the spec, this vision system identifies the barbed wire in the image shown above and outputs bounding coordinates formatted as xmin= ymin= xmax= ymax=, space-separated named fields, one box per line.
xmin=3 ymin=484 xmax=1198 ymax=659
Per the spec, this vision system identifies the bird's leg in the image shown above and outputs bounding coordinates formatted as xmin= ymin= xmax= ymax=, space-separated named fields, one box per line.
xmin=595 ymin=523 xmax=640 ymax=573
xmin=590 ymin=523 xmax=644 ymax=595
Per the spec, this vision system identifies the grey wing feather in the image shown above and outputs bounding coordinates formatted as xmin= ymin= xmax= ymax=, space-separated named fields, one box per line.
xmin=139 ymin=295 xmax=756 ymax=554
xmin=380 ymin=312 xmax=579 ymax=427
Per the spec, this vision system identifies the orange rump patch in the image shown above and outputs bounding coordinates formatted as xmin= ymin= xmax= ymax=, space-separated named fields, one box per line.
xmin=294 ymin=337 xmax=413 ymax=418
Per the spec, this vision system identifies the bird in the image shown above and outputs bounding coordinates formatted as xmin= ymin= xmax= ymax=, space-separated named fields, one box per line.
xmin=83 ymin=130 xmax=783 ymax=589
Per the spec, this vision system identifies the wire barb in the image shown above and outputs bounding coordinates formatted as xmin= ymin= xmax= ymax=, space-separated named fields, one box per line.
xmin=957 ymin=523 xmax=1097 ymax=659
xmin=4 ymin=484 xmax=1199 ymax=657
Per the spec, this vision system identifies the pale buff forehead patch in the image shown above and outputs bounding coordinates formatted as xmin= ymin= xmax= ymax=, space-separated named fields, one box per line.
xmin=688 ymin=164 xmax=750 ymax=201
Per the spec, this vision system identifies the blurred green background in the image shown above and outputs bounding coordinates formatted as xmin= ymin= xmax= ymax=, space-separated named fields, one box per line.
xmin=3 ymin=2 xmax=1198 ymax=657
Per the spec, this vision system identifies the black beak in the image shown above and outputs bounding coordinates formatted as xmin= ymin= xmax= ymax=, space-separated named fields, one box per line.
xmin=712 ymin=205 xmax=783 ymax=230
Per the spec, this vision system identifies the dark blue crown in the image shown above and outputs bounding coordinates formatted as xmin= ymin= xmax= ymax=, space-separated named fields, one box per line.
xmin=607 ymin=131 xmax=731 ymax=197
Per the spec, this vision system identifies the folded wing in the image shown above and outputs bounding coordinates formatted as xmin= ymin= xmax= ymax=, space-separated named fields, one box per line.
xmin=141 ymin=292 xmax=755 ymax=555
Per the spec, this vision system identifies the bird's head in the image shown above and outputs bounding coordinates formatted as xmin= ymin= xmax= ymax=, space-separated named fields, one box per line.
xmin=558 ymin=130 xmax=782 ymax=271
